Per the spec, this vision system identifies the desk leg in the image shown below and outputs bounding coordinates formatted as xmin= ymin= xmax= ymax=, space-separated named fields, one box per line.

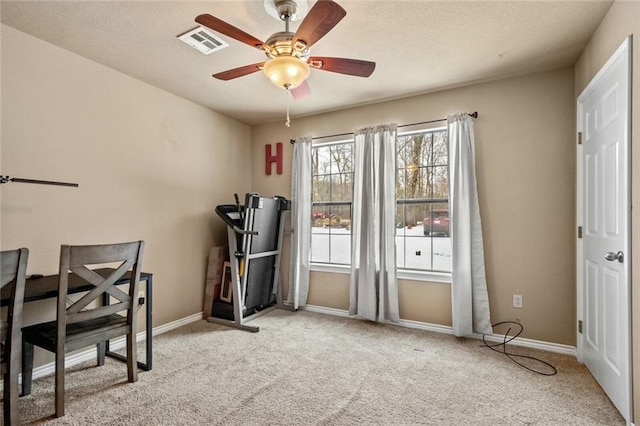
xmin=144 ymin=275 xmax=153 ymax=370
xmin=105 ymin=275 xmax=153 ymax=371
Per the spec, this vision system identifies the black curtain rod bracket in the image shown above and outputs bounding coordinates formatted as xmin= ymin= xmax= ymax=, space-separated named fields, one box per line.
xmin=290 ymin=111 xmax=478 ymax=144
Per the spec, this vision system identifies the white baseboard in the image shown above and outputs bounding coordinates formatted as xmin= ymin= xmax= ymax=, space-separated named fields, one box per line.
xmin=302 ymin=304 xmax=577 ymax=357
xmin=474 ymin=331 xmax=576 ymax=356
xmin=302 ymin=304 xmax=351 ymax=317
xmin=150 ymin=312 xmax=203 ymax=337
xmin=29 ymin=312 xmax=204 ymax=382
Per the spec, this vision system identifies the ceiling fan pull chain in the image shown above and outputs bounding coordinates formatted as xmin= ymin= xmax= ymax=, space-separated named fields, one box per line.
xmin=285 ymin=87 xmax=292 ymax=127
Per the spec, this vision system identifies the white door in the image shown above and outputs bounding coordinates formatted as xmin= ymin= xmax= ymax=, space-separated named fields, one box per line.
xmin=577 ymin=37 xmax=631 ymax=421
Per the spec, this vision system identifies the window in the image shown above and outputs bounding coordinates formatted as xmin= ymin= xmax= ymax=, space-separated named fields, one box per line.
xmin=396 ymin=128 xmax=451 ymax=273
xmin=310 ymin=128 xmax=451 ymax=275
xmin=311 ymin=141 xmax=353 ymax=265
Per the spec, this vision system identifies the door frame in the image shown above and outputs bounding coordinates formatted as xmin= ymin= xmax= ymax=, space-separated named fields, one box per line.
xmin=576 ymin=36 xmax=632 ymax=419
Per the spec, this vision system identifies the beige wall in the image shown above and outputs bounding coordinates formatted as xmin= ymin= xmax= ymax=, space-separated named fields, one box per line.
xmin=252 ymin=67 xmax=577 ymax=345
xmin=1 ymin=26 xmax=252 ymax=365
xmin=3 ymin=2 xmax=631 ymax=410
xmin=574 ymin=0 xmax=640 ymax=419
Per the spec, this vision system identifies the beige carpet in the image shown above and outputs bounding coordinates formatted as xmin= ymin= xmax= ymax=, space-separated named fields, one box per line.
xmin=12 ymin=310 xmax=624 ymax=425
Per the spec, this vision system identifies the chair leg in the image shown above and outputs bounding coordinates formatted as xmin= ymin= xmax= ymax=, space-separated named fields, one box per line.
xmin=127 ymin=332 xmax=137 ymax=383
xmin=97 ymin=341 xmax=106 ymax=366
xmin=3 ymin=372 xmax=9 ymax=426
xmin=54 ymin=347 xmax=65 ymax=417
xmin=4 ymin=370 xmax=18 ymax=426
xmin=21 ymin=340 xmax=34 ymax=396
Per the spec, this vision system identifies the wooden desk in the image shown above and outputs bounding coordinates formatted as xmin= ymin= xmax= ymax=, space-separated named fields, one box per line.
xmin=0 ymin=268 xmax=153 ymax=371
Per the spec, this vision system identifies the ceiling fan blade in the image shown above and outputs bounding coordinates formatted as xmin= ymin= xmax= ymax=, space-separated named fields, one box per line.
xmin=308 ymin=57 xmax=376 ymax=77
xmin=292 ymin=0 xmax=346 ymax=49
xmin=196 ymin=14 xmax=265 ymax=49
xmin=291 ymin=80 xmax=311 ymax=100
xmin=213 ymin=62 xmax=265 ymax=81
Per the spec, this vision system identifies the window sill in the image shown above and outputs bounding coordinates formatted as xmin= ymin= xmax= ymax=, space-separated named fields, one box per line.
xmin=397 ymin=269 xmax=451 ymax=284
xmin=310 ymin=263 xmax=351 ymax=275
xmin=309 ymin=263 xmax=451 ymax=284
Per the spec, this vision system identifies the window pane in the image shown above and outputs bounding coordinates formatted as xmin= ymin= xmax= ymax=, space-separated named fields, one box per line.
xmin=312 ymin=175 xmax=330 ymax=203
xmin=433 ymin=237 xmax=452 ymax=272
xmin=397 ymin=136 xmax=409 ymax=166
xmin=331 ymin=173 xmax=352 ymax=201
xmin=330 ymin=233 xmax=351 ymax=264
xmin=398 ymin=203 xmax=435 ymax=270
xmin=311 ymin=203 xmax=351 ymax=265
xmin=396 ymin=234 xmax=433 ymax=270
xmin=407 ymin=166 xmax=441 ymax=199
xmin=398 ymin=202 xmax=452 ymax=272
xmin=396 ymin=204 xmax=407 ymax=229
xmin=311 ymin=229 xmax=330 ymax=263
xmin=432 ymin=132 xmax=448 ymax=166
xmin=426 ymin=202 xmax=452 ymax=272
xmin=403 ymin=165 xmax=421 ymax=199
xmin=332 ymin=204 xmax=352 ymax=224
xmin=396 ymin=168 xmax=407 ymax=199
xmin=329 ymin=144 xmax=352 ymax=174
xmin=403 ymin=136 xmax=422 ymax=171
xmin=432 ymin=166 xmax=448 ymax=199
xmin=313 ymin=146 xmax=331 ymax=175
xmin=312 ymin=208 xmax=329 ymax=227
xmin=396 ymin=143 xmax=407 ymax=170
xmin=423 ymin=202 xmax=449 ymax=236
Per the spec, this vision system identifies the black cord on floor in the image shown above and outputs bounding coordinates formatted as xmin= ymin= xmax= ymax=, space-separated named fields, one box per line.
xmin=481 ymin=321 xmax=557 ymax=376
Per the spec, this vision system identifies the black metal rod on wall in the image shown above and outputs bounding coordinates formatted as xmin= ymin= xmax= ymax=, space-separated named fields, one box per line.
xmin=0 ymin=176 xmax=79 ymax=187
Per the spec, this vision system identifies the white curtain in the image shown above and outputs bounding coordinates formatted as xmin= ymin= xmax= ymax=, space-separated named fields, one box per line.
xmin=349 ymin=124 xmax=399 ymax=322
xmin=288 ymin=136 xmax=312 ymax=309
xmin=448 ymin=114 xmax=492 ymax=336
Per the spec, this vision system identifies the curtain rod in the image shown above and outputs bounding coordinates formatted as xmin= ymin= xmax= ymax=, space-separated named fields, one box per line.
xmin=290 ymin=111 xmax=478 ymax=144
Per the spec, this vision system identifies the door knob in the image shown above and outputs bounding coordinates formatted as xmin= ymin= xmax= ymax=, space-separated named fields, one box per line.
xmin=604 ymin=251 xmax=624 ymax=263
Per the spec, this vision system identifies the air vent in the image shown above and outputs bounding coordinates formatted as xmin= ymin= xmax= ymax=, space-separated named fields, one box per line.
xmin=177 ymin=26 xmax=228 ymax=55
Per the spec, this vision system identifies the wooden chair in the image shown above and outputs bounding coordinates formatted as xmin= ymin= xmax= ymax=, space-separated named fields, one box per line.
xmin=21 ymin=241 xmax=144 ymax=418
xmin=1 ymin=248 xmax=29 ymax=426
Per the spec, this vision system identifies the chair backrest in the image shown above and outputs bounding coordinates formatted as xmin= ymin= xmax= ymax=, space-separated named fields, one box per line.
xmin=57 ymin=241 xmax=144 ymax=328
xmin=1 ymin=248 xmax=29 ymax=361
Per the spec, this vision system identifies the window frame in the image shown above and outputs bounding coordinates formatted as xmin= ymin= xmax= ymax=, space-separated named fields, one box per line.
xmin=308 ymin=128 xmax=452 ymax=284
xmin=395 ymin=126 xmax=451 ymax=281
xmin=309 ymin=138 xmax=354 ymax=266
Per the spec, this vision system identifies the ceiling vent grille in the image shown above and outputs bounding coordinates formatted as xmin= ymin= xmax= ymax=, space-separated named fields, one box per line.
xmin=178 ymin=26 xmax=228 ymax=55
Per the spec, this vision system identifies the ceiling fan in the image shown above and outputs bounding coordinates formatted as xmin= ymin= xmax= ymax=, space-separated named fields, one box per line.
xmin=195 ymin=0 xmax=376 ymax=99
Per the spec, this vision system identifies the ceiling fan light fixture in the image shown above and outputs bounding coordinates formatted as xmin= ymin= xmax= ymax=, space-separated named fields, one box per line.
xmin=263 ymin=55 xmax=310 ymax=89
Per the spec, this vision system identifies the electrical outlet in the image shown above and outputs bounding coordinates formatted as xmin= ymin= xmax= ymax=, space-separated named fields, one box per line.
xmin=138 ymin=291 xmax=145 ymax=305
xmin=513 ymin=294 xmax=523 ymax=309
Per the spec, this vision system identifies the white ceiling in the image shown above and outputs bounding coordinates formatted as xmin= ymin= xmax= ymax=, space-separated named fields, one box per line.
xmin=1 ymin=0 xmax=613 ymax=126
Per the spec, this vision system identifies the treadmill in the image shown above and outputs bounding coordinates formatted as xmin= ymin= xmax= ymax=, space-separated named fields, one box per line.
xmin=208 ymin=193 xmax=292 ymax=332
